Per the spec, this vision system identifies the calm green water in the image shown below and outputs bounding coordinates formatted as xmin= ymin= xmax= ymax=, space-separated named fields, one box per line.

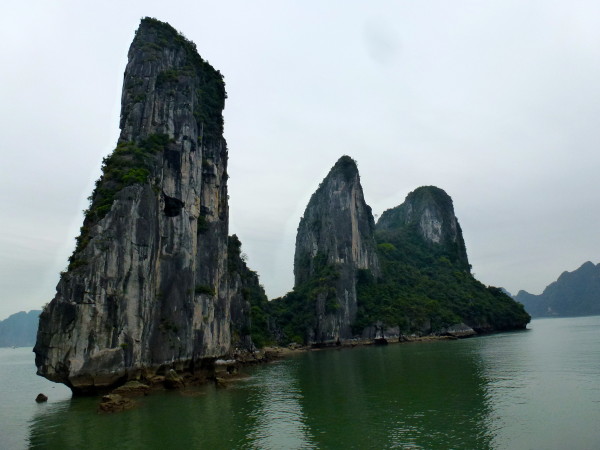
xmin=2 ymin=316 xmax=599 ymax=449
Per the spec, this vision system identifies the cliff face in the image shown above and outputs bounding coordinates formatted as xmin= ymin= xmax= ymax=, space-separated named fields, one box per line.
xmin=227 ymin=234 xmax=270 ymax=350
xmin=293 ymin=156 xmax=379 ymax=343
xmin=34 ymin=18 xmax=240 ymax=393
xmin=515 ymin=261 xmax=600 ymax=317
xmin=357 ymin=185 xmax=530 ymax=334
xmin=377 ymin=186 xmax=470 ymax=270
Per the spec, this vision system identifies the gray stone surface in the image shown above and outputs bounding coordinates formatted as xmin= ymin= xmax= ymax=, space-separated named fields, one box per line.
xmin=34 ymin=18 xmax=248 ymax=393
xmin=377 ymin=186 xmax=470 ymax=270
xmin=294 ymin=156 xmax=379 ymax=343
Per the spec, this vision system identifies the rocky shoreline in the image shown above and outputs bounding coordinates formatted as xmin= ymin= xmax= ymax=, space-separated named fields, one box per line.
xmin=94 ymin=332 xmax=473 ymax=413
xmin=95 ymin=347 xmax=291 ymax=412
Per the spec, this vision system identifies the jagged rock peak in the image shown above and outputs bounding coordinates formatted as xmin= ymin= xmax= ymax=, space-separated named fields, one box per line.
xmin=377 ymin=186 xmax=469 ymax=270
xmin=293 ymin=156 xmax=379 ymax=343
xmin=328 ymin=154 xmax=359 ymax=181
xmin=120 ymin=17 xmax=226 ymax=145
xmin=295 ymin=155 xmax=378 ymax=285
xmin=34 ymin=18 xmax=235 ymax=394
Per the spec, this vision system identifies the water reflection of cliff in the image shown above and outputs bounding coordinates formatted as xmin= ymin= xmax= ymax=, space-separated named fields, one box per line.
xmin=295 ymin=342 xmax=494 ymax=449
xmin=29 ymin=386 xmax=245 ymax=448
xmin=28 ymin=361 xmax=316 ymax=449
xmin=241 ymin=359 xmax=317 ymax=448
xmin=30 ymin=341 xmax=492 ymax=449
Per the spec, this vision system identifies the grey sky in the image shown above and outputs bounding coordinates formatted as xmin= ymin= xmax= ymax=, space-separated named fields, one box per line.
xmin=2 ymin=0 xmax=600 ymax=320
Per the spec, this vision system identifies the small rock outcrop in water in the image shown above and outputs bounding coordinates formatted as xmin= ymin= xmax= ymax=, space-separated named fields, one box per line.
xmin=272 ymin=156 xmax=380 ymax=344
xmin=515 ymin=261 xmax=600 ymax=317
xmin=34 ymin=18 xmax=261 ymax=393
xmin=98 ymin=394 xmax=136 ymax=413
xmin=111 ymin=381 xmax=150 ymax=397
xmin=35 ymin=393 xmax=48 ymax=403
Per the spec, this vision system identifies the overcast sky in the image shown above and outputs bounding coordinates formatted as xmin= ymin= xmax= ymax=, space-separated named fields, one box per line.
xmin=2 ymin=0 xmax=600 ymax=320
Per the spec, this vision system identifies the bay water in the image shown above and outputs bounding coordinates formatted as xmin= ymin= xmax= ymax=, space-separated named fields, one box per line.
xmin=2 ymin=316 xmax=599 ymax=449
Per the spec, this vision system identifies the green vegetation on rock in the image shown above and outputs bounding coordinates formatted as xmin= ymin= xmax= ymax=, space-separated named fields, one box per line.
xmin=227 ymin=235 xmax=273 ymax=348
xmin=194 ymin=285 xmax=215 ymax=296
xmin=67 ymin=134 xmax=171 ymax=271
xmin=354 ymin=224 xmax=530 ymax=334
xmin=86 ymin=134 xmax=170 ymax=221
xmin=332 ymin=155 xmax=358 ymax=182
xmin=266 ymin=181 xmax=530 ymax=346
xmin=131 ymin=17 xmax=227 ymax=147
xmin=377 ymin=186 xmax=470 ymax=271
xmin=270 ymin=252 xmax=342 ymax=344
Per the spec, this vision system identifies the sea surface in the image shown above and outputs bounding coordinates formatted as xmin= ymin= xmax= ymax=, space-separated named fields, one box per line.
xmin=2 ymin=316 xmax=599 ymax=449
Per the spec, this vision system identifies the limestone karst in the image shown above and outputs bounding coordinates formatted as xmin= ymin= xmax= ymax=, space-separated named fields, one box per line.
xmin=292 ymin=156 xmax=380 ymax=343
xmin=270 ymin=179 xmax=530 ymax=344
xmin=34 ymin=18 xmax=262 ymax=393
xmin=355 ymin=185 xmax=530 ymax=335
xmin=35 ymin=19 xmax=530 ymax=393
xmin=377 ymin=186 xmax=470 ymax=271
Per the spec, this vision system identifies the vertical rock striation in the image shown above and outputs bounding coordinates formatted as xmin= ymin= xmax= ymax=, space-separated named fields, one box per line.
xmin=293 ymin=156 xmax=379 ymax=343
xmin=34 ymin=18 xmax=240 ymax=393
xmin=377 ymin=186 xmax=470 ymax=271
